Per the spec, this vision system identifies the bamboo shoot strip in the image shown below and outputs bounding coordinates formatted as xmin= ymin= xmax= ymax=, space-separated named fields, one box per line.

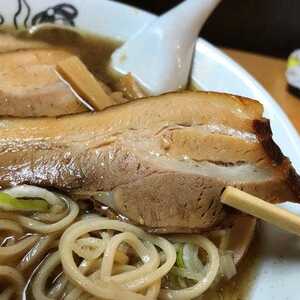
xmin=221 ymin=187 xmax=300 ymax=236
xmin=57 ymin=56 xmax=115 ymax=111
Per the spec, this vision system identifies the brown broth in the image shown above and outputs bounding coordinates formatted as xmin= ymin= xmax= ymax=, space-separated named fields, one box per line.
xmin=0 ymin=26 xmax=121 ymax=85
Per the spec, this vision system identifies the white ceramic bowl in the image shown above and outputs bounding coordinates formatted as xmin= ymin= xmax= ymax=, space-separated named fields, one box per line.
xmin=1 ymin=1 xmax=300 ymax=299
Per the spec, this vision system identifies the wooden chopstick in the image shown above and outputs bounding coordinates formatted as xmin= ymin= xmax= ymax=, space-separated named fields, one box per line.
xmin=221 ymin=186 xmax=300 ymax=236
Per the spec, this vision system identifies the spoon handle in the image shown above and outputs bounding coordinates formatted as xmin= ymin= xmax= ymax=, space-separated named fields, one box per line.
xmin=160 ymin=0 xmax=222 ymax=37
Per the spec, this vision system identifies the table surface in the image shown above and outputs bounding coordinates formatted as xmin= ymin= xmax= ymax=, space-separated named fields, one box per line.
xmin=223 ymin=49 xmax=300 ymax=134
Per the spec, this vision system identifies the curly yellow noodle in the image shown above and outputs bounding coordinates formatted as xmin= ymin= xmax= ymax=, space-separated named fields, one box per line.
xmin=59 ymin=219 xmax=176 ymax=300
xmin=0 ymin=185 xmax=222 ymax=300
xmin=0 ymin=235 xmax=39 ymax=261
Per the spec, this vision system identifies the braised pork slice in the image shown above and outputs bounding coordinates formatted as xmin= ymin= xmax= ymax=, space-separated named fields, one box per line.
xmin=0 ymin=49 xmax=87 ymax=117
xmin=0 ymin=91 xmax=299 ymax=232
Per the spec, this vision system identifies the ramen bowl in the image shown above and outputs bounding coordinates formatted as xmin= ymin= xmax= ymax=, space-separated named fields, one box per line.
xmin=1 ymin=1 xmax=300 ymax=299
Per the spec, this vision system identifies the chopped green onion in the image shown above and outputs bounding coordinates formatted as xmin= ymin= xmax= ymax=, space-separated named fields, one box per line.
xmin=171 ymin=266 xmax=204 ymax=281
xmin=219 ymin=252 xmax=237 ymax=280
xmin=0 ymin=192 xmax=49 ymax=212
xmin=171 ymin=242 xmax=206 ymax=287
xmin=176 ymin=243 xmax=185 ymax=268
xmin=183 ymin=243 xmax=204 ymax=273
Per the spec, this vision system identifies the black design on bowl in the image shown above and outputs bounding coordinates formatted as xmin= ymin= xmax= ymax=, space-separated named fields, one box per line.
xmin=14 ymin=0 xmax=31 ymax=29
xmin=31 ymin=3 xmax=78 ymax=26
xmin=11 ymin=0 xmax=78 ymax=29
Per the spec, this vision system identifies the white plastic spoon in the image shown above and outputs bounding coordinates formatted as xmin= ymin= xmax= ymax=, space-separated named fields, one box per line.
xmin=110 ymin=0 xmax=221 ymax=96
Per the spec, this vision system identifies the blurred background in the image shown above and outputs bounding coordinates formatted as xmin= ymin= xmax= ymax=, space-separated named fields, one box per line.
xmin=114 ymin=0 xmax=300 ymax=58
